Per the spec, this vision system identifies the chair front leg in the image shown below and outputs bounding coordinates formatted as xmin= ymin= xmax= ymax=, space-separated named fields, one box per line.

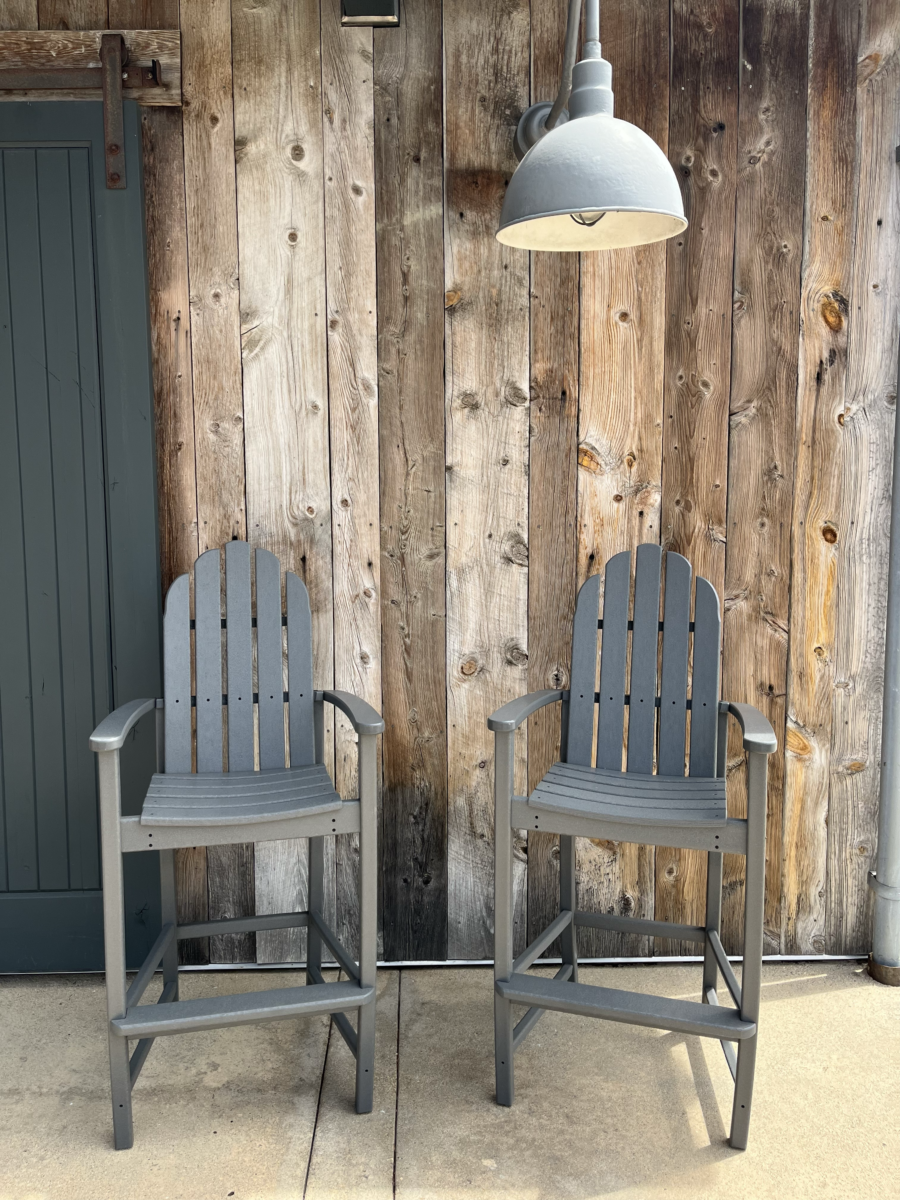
xmin=355 ymin=732 xmax=378 ymax=1114
xmin=730 ymin=750 xmax=767 ymax=1150
xmin=97 ymin=749 xmax=133 ymax=1150
xmin=494 ymin=729 xmax=515 ymax=1106
xmin=308 ymin=694 xmax=327 ymax=988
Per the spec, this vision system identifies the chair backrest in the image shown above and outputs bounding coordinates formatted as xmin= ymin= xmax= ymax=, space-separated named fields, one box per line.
xmin=162 ymin=541 xmax=314 ymax=774
xmin=566 ymin=545 xmax=721 ymax=778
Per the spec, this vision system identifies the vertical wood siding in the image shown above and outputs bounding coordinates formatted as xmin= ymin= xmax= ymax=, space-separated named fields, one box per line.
xmin=15 ymin=0 xmax=897 ymax=959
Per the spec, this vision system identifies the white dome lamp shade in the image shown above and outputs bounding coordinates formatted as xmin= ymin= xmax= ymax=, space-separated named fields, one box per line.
xmin=497 ymin=0 xmax=687 ymax=252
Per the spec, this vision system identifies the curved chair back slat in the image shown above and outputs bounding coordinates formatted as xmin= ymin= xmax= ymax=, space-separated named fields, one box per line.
xmin=225 ymin=540 xmax=254 ymax=771
xmin=256 ymin=547 xmax=286 ymax=770
xmin=163 ymin=573 xmax=192 ymax=773
xmin=596 ymin=551 xmax=630 ymax=770
xmin=194 ymin=548 xmax=224 ymax=773
xmin=567 ymin=573 xmax=601 ymax=767
xmin=689 ymin=576 xmax=721 ymax=777
xmin=658 ymin=551 xmax=692 ymax=776
xmin=565 ymin=548 xmax=721 ymax=778
xmin=287 ymin=572 xmax=315 ymax=766
xmin=627 ymin=544 xmax=662 ymax=773
xmin=161 ymin=542 xmax=315 ymax=775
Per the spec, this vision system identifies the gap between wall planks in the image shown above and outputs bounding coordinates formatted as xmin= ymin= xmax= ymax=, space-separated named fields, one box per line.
xmin=574 ymin=0 xmax=669 ymax=959
xmin=374 ymin=0 xmax=449 ymax=962
xmin=9 ymin=0 xmax=900 ymax=963
xmin=721 ymin=0 xmax=809 ymax=955
xmin=444 ymin=0 xmax=532 ymax=961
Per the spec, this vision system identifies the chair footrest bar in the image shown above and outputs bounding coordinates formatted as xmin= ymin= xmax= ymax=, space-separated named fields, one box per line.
xmin=705 ymin=989 xmax=738 ymax=1079
xmin=128 ymin=980 xmax=177 ymax=1085
xmin=310 ymin=909 xmax=360 ymax=982
xmin=513 ymin=911 xmax=574 ymax=974
xmin=512 ymin=963 xmax=573 ymax=1051
xmin=307 ymin=963 xmax=359 ymax=1056
xmin=496 ymin=974 xmax=756 ymax=1041
xmin=176 ymin=911 xmax=309 ymax=940
xmin=574 ymin=911 xmax=706 ymax=944
xmin=112 ymin=981 xmax=374 ymax=1039
xmin=127 ymin=924 xmax=176 ymax=1008
xmin=707 ymin=930 xmax=742 ymax=1008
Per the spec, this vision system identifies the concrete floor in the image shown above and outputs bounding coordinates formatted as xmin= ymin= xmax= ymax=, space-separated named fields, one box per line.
xmin=0 ymin=961 xmax=897 ymax=1200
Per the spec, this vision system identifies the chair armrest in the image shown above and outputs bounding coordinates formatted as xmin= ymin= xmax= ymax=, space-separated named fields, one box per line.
xmin=318 ymin=689 xmax=384 ymax=736
xmin=90 ymin=699 xmax=158 ymax=752
xmin=488 ymin=690 xmax=567 ymax=733
xmin=724 ymin=701 xmax=777 ymax=755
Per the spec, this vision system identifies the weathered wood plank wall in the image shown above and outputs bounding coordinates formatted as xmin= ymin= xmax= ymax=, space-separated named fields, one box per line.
xmin=15 ymin=0 xmax=900 ymax=960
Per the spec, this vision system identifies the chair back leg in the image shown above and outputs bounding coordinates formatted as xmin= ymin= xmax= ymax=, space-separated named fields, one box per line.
xmin=702 ymin=850 xmax=724 ymax=998
xmin=559 ymin=835 xmax=579 ymax=983
xmin=307 ymin=836 xmax=325 ymax=986
xmin=159 ymin=849 xmax=180 ymax=1000
xmin=493 ymin=729 xmax=516 ymax=1106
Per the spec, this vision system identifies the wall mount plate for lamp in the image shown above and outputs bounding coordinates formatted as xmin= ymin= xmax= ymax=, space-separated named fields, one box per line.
xmin=341 ymin=0 xmax=399 ymax=26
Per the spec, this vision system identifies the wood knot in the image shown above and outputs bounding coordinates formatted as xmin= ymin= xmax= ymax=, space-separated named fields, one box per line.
xmin=503 ymin=382 xmax=528 ymax=408
xmin=578 ymin=444 xmax=601 ymax=473
xmin=501 ymin=530 xmax=529 ymax=567
xmin=858 ymin=51 xmax=882 ymax=85
xmin=460 ymin=656 xmax=480 ymax=677
xmin=821 ymin=523 xmax=838 ymax=544
xmin=786 ymin=726 xmax=812 ymax=757
xmin=444 ymin=289 xmax=462 ymax=309
xmin=502 ymin=640 xmax=528 ymax=667
xmin=820 ymin=291 xmax=848 ymax=332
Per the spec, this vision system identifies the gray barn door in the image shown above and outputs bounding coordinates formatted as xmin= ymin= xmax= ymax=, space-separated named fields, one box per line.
xmin=0 ymin=102 xmax=162 ymax=971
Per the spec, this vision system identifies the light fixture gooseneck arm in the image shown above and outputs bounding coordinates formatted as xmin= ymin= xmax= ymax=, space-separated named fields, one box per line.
xmin=545 ymin=0 xmax=585 ymax=132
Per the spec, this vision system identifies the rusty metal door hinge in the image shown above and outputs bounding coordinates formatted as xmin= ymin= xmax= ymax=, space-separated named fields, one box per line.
xmin=100 ymin=33 xmax=126 ymax=189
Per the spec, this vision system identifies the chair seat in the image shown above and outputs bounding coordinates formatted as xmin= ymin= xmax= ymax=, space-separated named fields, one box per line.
xmin=142 ymin=763 xmax=343 ymax=827
xmin=529 ymin=761 xmax=727 ymax=827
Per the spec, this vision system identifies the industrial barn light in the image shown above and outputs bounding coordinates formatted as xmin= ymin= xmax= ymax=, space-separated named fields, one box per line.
xmin=497 ymin=0 xmax=687 ymax=252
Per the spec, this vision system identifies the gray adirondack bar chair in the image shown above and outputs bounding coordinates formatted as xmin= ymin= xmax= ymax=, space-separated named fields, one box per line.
xmin=89 ymin=541 xmax=382 ymax=1150
xmin=490 ymin=545 xmax=776 ymax=1150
